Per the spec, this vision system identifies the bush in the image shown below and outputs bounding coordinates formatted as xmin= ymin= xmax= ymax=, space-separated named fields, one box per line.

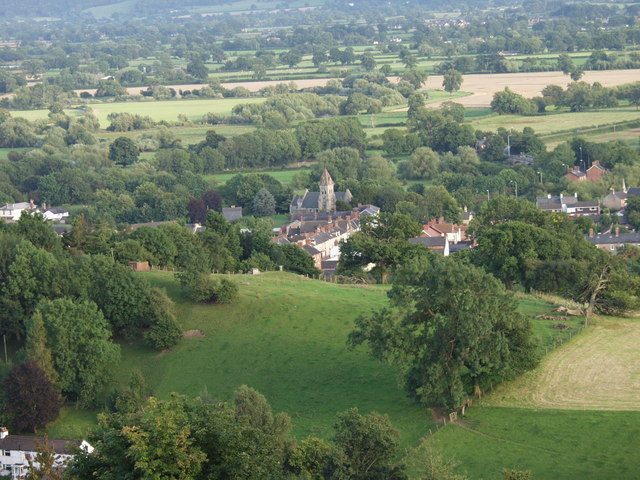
xmin=215 ymin=278 xmax=239 ymax=304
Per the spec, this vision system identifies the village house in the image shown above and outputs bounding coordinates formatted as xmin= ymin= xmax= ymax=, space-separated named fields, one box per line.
xmin=586 ymin=161 xmax=607 ymax=181
xmin=564 ymin=162 xmax=609 ymax=183
xmin=275 ymin=205 xmax=379 ymax=275
xmin=0 ymin=201 xmax=69 ymax=224
xmin=602 ymin=183 xmax=640 ymax=211
xmin=422 ymin=218 xmax=468 ymax=244
xmin=408 ymin=236 xmax=450 ymax=256
xmin=536 ymin=193 xmax=600 ymax=218
xmin=564 ymin=166 xmax=586 ymax=182
xmin=0 ymin=201 xmax=37 ymax=222
xmin=587 ymin=228 xmax=640 ymax=253
xmin=289 ymin=169 xmax=352 ymax=215
xmin=222 ymin=206 xmax=243 ymax=223
xmin=0 ymin=427 xmax=93 ymax=479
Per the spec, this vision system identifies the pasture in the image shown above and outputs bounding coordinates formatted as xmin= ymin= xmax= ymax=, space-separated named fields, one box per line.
xmin=422 ymin=406 xmax=640 ymax=479
xmin=469 ymin=107 xmax=640 ymax=136
xmin=0 ymin=147 xmax=28 ymax=159
xmin=11 ymin=97 xmax=266 ymax=126
xmin=206 ymin=167 xmax=311 ymax=186
xmin=487 ymin=317 xmax=640 ymax=411
xmin=45 ymin=272 xmax=564 ymax=445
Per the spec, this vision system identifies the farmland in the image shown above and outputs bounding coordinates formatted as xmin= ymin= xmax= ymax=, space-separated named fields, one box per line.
xmin=415 ymin=312 xmax=640 ymax=479
xmin=423 ymin=407 xmax=640 ymax=479
xmin=206 ymin=167 xmax=311 ymax=186
xmin=45 ymin=272 xmax=567 ymax=444
xmin=487 ymin=317 xmax=640 ymax=411
xmin=468 ymin=107 xmax=640 ymax=137
xmin=10 ymin=97 xmax=266 ymax=126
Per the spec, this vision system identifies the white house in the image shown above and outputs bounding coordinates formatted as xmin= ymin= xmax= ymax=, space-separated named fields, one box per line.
xmin=42 ymin=207 xmax=70 ymax=223
xmin=0 ymin=201 xmax=36 ymax=222
xmin=0 ymin=428 xmax=93 ymax=479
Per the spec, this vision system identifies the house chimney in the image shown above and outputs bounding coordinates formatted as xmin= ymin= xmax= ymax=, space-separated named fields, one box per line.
xmin=29 ymin=199 xmax=35 ymax=209
xmin=589 ymin=228 xmax=594 ymax=238
xmin=574 ymin=192 xmax=578 ymax=199
xmin=547 ymin=194 xmax=551 ymax=199
xmin=560 ymin=193 xmax=563 ymax=201
xmin=615 ymin=226 xmax=620 ymax=237
xmin=0 ymin=427 xmax=8 ymax=439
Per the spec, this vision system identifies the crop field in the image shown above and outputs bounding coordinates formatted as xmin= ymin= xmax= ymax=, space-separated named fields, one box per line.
xmin=422 ymin=406 xmax=640 ymax=479
xmin=469 ymin=107 xmax=640 ymax=136
xmin=83 ymin=0 xmax=136 ymax=18
xmin=487 ymin=317 xmax=640 ymax=411
xmin=188 ymin=0 xmax=326 ymax=14
xmin=11 ymin=97 xmax=266 ymax=126
xmin=424 ymin=69 xmax=640 ymax=108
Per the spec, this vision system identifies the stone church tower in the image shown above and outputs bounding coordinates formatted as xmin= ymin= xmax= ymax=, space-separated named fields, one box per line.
xmin=318 ymin=168 xmax=336 ymax=212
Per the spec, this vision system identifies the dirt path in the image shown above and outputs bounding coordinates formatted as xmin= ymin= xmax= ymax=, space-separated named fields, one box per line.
xmin=486 ymin=318 xmax=640 ymax=411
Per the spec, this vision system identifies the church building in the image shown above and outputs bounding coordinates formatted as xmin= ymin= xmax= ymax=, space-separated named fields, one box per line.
xmin=289 ymin=169 xmax=352 ymax=215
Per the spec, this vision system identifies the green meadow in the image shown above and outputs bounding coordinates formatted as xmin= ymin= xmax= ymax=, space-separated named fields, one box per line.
xmin=11 ymin=97 xmax=266 ymax=126
xmin=206 ymin=167 xmax=311 ymax=186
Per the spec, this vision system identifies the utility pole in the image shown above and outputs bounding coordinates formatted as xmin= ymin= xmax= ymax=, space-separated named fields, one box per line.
xmin=486 ymin=190 xmax=490 ymax=201
xmin=507 ymin=135 xmax=511 ymax=157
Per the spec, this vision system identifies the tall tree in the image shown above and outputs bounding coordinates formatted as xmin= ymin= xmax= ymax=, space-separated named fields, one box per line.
xmin=3 ymin=362 xmax=61 ymax=432
xmin=442 ymin=68 xmax=463 ymax=95
xmin=338 ymin=213 xmax=422 ymax=283
xmin=36 ymin=298 xmax=120 ymax=406
xmin=109 ymin=136 xmax=139 ymax=166
xmin=349 ymin=256 xmax=537 ymax=408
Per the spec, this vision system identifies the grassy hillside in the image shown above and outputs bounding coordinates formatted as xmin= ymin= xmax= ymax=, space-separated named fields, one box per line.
xmin=49 ymin=272 xmax=431 ymax=446
xmin=45 ymin=271 xmax=635 ymax=480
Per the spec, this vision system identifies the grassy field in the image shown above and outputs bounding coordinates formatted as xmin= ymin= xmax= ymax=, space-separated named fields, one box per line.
xmin=487 ymin=316 xmax=640 ymax=411
xmin=469 ymin=107 xmax=640 ymax=136
xmin=96 ymin=124 xmax=256 ymax=145
xmin=0 ymin=147 xmax=29 ymax=159
xmin=418 ymin=312 xmax=640 ymax=479
xmin=84 ymin=0 xmax=136 ymax=18
xmin=206 ymin=167 xmax=310 ymax=186
xmin=423 ymin=406 xmax=640 ymax=479
xmin=47 ymin=272 xmax=431 ymax=445
xmin=40 ymin=272 xmax=638 ymax=479
xmin=11 ymin=97 xmax=266 ymax=126
xmin=44 ymin=273 xmax=564 ymax=444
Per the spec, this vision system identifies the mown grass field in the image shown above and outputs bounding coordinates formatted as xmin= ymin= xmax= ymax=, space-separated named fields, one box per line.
xmin=420 ymin=312 xmax=640 ymax=479
xmin=11 ymin=97 xmax=266 ymax=126
xmin=487 ymin=316 xmax=640 ymax=411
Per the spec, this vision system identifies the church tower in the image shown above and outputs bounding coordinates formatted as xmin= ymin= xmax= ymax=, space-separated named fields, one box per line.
xmin=318 ymin=168 xmax=336 ymax=212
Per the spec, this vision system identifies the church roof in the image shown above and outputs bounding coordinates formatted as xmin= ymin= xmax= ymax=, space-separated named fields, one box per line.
xmin=300 ymin=192 xmax=320 ymax=209
xmin=320 ymin=168 xmax=334 ymax=185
